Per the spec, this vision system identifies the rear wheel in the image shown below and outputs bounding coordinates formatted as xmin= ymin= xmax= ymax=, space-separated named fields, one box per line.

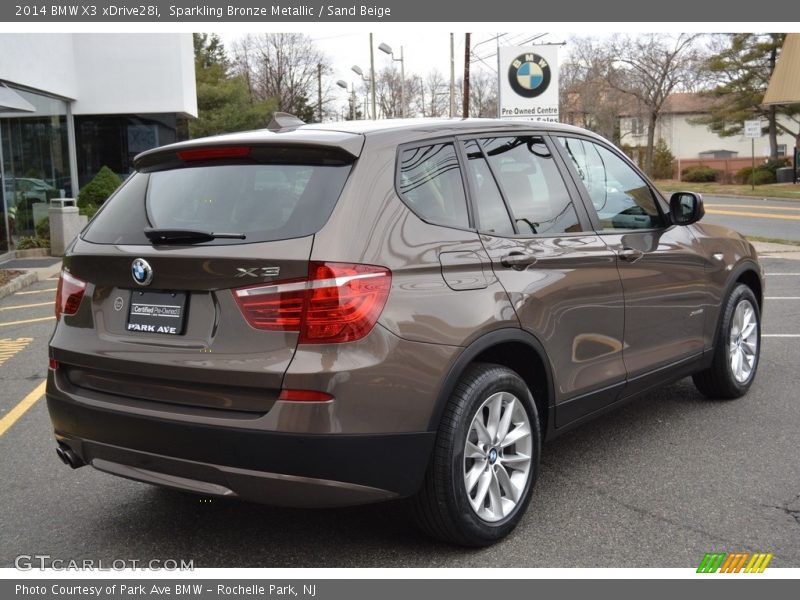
xmin=412 ymin=363 xmax=541 ymax=546
xmin=693 ymin=284 xmax=760 ymax=399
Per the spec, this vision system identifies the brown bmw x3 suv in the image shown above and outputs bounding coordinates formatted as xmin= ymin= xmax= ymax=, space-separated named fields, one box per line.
xmin=47 ymin=117 xmax=763 ymax=546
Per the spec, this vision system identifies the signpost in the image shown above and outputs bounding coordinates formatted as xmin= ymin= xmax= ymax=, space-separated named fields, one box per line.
xmin=744 ymin=120 xmax=761 ymax=191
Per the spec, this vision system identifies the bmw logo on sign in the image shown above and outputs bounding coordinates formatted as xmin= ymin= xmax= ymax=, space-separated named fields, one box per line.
xmin=508 ymin=53 xmax=551 ymax=99
xmin=131 ymin=258 xmax=153 ymax=286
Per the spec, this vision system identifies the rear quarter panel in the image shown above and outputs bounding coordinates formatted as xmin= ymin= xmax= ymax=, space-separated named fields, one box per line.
xmin=309 ymin=134 xmax=520 ymax=348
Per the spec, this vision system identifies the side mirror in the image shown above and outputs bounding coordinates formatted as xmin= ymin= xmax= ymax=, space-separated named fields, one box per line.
xmin=669 ymin=192 xmax=704 ymax=226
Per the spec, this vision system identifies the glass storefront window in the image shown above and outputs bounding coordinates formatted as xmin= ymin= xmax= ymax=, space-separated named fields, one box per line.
xmin=75 ymin=114 xmax=178 ymax=187
xmin=0 ymin=85 xmax=71 ymax=251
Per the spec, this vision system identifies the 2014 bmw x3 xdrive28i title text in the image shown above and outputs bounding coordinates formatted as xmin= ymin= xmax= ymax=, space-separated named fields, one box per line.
xmin=47 ymin=117 xmax=763 ymax=546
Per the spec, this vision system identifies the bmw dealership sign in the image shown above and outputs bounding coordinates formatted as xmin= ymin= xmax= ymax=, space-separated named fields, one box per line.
xmin=498 ymin=45 xmax=559 ymax=122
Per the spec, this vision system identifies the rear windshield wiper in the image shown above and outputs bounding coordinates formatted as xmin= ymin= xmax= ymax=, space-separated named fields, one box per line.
xmin=144 ymin=227 xmax=246 ymax=244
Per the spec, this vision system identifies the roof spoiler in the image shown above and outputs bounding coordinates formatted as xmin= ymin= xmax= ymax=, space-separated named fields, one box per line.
xmin=268 ymin=112 xmax=306 ymax=132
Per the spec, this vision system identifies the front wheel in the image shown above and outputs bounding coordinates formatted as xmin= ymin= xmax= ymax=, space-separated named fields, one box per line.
xmin=693 ymin=284 xmax=761 ymax=399
xmin=412 ymin=363 xmax=541 ymax=546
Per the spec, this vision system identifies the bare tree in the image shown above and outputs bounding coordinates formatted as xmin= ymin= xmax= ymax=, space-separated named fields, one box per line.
xmin=559 ymin=37 xmax=644 ymax=143
xmin=468 ymin=70 xmax=497 ymax=117
xmin=374 ymin=66 xmax=418 ymax=118
xmin=606 ymin=34 xmax=705 ymax=174
xmin=422 ymin=69 xmax=449 ymax=117
xmin=230 ymin=33 xmax=330 ymax=122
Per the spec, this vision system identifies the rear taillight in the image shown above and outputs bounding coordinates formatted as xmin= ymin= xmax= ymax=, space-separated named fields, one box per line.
xmin=55 ymin=270 xmax=87 ymax=320
xmin=233 ymin=262 xmax=391 ymax=344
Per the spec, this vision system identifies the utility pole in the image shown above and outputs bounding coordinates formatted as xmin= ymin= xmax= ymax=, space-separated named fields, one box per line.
xmin=449 ymin=33 xmax=455 ymax=118
xmin=369 ymin=33 xmax=377 ymax=120
xmin=462 ymin=33 xmax=471 ymax=118
xmin=317 ymin=63 xmax=323 ymax=123
xmin=496 ymin=32 xmax=502 ymax=118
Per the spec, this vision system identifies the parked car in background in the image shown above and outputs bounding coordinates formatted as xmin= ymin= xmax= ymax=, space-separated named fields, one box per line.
xmin=3 ymin=176 xmax=57 ymax=204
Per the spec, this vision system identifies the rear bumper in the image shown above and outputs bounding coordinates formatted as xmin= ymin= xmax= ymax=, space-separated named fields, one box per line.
xmin=47 ymin=391 xmax=435 ymax=507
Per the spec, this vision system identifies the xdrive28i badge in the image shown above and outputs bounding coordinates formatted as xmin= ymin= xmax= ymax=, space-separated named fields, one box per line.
xmin=508 ymin=53 xmax=552 ymax=98
xmin=131 ymin=258 xmax=153 ymax=286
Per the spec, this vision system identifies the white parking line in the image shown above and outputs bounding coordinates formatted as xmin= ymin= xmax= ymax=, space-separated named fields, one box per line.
xmin=765 ymin=297 xmax=800 ymax=300
xmin=765 ymin=273 xmax=800 ymax=276
xmin=763 ymin=334 xmax=800 ymax=338
xmin=14 ymin=288 xmax=57 ymax=295
xmin=0 ymin=301 xmax=53 ymax=311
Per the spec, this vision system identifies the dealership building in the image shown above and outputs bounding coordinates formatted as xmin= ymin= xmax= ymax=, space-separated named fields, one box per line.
xmin=0 ymin=33 xmax=197 ymax=254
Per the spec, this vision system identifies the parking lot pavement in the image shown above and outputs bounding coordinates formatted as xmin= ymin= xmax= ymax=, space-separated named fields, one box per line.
xmin=0 ymin=258 xmax=798 ymax=568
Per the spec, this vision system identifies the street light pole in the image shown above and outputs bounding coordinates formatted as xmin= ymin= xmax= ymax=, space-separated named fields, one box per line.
xmin=351 ymin=65 xmax=370 ymax=119
xmin=336 ymin=80 xmax=356 ymax=120
xmin=378 ymin=42 xmax=406 ymax=118
xmin=400 ymin=46 xmax=405 ymax=118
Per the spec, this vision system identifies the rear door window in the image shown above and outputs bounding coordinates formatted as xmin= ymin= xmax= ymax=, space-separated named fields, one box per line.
xmin=461 ymin=139 xmax=515 ymax=235
xmin=83 ymin=160 xmax=352 ymax=245
xmin=480 ymin=135 xmax=583 ymax=236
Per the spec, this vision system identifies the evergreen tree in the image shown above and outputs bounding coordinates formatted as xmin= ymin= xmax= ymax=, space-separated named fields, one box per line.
xmin=190 ymin=33 xmax=276 ymax=138
xmin=694 ymin=34 xmax=800 ymax=160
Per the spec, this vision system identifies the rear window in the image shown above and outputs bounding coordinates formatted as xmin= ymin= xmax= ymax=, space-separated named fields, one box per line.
xmin=83 ymin=161 xmax=352 ymax=245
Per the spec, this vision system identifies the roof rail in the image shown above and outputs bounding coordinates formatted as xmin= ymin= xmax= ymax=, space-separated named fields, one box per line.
xmin=267 ymin=112 xmax=306 ymax=132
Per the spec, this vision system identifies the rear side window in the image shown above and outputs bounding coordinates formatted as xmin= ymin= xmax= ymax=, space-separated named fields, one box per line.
xmin=480 ymin=136 xmax=582 ymax=236
xmin=83 ymin=161 xmax=352 ymax=245
xmin=398 ymin=143 xmax=469 ymax=228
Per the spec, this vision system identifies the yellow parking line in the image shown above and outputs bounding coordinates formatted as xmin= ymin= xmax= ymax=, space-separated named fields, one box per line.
xmin=705 ymin=203 xmax=800 ymax=212
xmin=0 ymin=380 xmax=46 ymax=437
xmin=705 ymin=209 xmax=800 ymax=221
xmin=0 ymin=337 xmax=34 ymax=365
xmin=0 ymin=301 xmax=53 ymax=311
xmin=0 ymin=316 xmax=55 ymax=327
xmin=15 ymin=288 xmax=57 ymax=295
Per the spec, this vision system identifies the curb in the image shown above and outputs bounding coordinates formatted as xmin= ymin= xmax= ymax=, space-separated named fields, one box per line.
xmin=704 ymin=193 xmax=800 ymax=204
xmin=0 ymin=271 xmax=39 ymax=301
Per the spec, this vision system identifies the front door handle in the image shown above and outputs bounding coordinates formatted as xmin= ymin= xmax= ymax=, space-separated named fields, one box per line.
xmin=501 ymin=251 xmax=538 ymax=270
xmin=618 ymin=247 xmax=644 ymax=263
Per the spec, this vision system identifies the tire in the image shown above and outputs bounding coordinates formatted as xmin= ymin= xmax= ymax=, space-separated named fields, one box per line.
xmin=412 ymin=363 xmax=541 ymax=546
xmin=693 ymin=284 xmax=761 ymax=399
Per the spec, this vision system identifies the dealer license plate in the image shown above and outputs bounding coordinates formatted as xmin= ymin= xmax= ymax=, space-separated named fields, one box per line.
xmin=126 ymin=290 xmax=188 ymax=335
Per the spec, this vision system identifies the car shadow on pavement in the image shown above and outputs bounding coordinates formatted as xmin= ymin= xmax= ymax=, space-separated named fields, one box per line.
xmin=90 ymin=378 xmax=719 ymax=566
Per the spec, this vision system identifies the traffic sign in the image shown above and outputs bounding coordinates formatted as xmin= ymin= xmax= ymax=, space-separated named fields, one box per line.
xmin=744 ymin=120 xmax=761 ymax=138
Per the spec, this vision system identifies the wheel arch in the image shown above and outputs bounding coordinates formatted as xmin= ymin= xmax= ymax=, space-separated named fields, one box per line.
xmin=734 ymin=264 xmax=763 ymax=311
xmin=428 ymin=328 xmax=555 ymax=440
xmin=711 ymin=259 xmax=763 ymax=347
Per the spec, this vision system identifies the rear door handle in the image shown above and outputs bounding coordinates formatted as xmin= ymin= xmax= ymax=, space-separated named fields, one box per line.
xmin=501 ymin=252 xmax=537 ymax=270
xmin=618 ymin=247 xmax=644 ymax=263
